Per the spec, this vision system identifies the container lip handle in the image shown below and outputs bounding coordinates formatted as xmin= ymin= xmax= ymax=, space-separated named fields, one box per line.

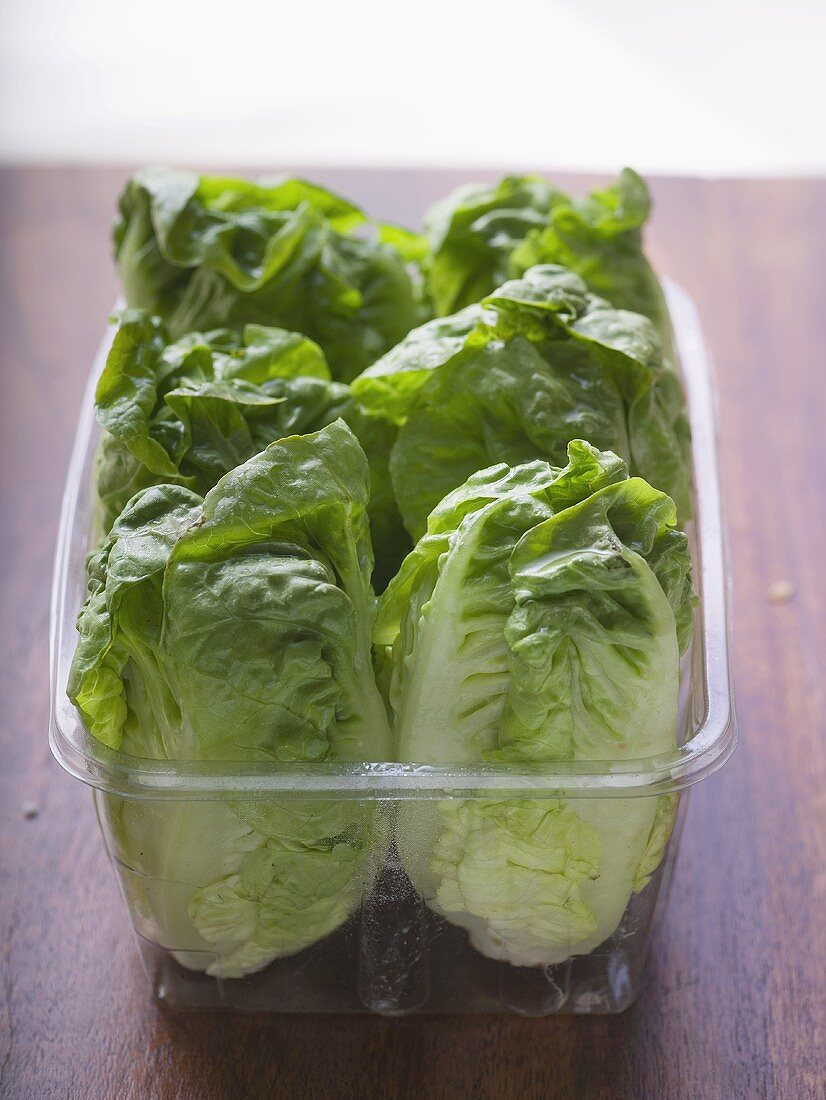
xmin=49 ymin=282 xmax=737 ymax=801
xmin=663 ymin=279 xmax=738 ymax=786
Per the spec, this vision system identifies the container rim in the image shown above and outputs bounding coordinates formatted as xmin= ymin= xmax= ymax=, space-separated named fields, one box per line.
xmin=49 ymin=282 xmax=737 ymax=800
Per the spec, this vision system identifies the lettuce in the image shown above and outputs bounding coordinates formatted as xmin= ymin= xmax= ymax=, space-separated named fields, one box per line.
xmin=114 ymin=168 xmax=421 ymax=381
xmin=423 ymin=168 xmax=673 ymax=353
xmin=69 ymin=423 xmax=392 ymax=976
xmin=352 ymin=265 xmax=691 ymax=538
xmin=68 ymin=167 xmax=699 ymax=984
xmin=94 ymin=312 xmax=409 ymax=588
xmin=425 ymin=176 xmax=562 ymax=315
xmin=376 ymin=442 xmax=693 ymax=967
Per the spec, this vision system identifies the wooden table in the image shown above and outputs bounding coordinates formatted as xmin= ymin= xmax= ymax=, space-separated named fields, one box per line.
xmin=1 ymin=168 xmax=824 ymax=1100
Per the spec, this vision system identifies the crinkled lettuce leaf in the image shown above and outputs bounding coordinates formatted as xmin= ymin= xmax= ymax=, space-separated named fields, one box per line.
xmin=353 ymin=265 xmax=691 ymax=538
xmin=633 ymin=793 xmax=681 ymax=893
xmin=94 ymin=312 xmax=408 ymax=587
xmin=380 ymin=444 xmax=693 ymax=967
xmin=387 ymin=336 xmax=630 ymax=541
xmin=114 ymin=167 xmax=420 ymax=381
xmin=102 ymin=794 xmax=373 ymax=979
xmin=424 ymin=175 xmax=563 ymax=315
xmin=350 ymin=305 xmax=488 ymax=426
xmin=70 ymin=423 xmax=391 ymax=976
xmin=423 ymin=168 xmax=673 ymax=353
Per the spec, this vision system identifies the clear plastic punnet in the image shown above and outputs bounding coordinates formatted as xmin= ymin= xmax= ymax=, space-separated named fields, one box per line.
xmin=50 ymin=282 xmax=736 ymax=1016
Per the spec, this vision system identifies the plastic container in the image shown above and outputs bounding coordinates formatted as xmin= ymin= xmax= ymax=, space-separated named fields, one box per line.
xmin=49 ymin=282 xmax=736 ymax=1015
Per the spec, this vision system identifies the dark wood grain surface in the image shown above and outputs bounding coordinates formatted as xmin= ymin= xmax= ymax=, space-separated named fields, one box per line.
xmin=1 ymin=167 xmax=824 ymax=1100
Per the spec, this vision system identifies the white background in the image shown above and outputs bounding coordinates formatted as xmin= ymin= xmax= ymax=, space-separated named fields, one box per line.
xmin=1 ymin=0 xmax=824 ymax=175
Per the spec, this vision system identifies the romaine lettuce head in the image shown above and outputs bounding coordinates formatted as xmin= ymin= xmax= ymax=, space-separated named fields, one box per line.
xmin=378 ymin=444 xmax=693 ymax=968
xmin=94 ymin=311 xmax=408 ymax=587
xmin=69 ymin=423 xmax=392 ymax=976
xmin=114 ymin=168 xmax=420 ymax=381
xmin=423 ymin=168 xmax=673 ymax=352
xmin=352 ymin=265 xmax=691 ymax=538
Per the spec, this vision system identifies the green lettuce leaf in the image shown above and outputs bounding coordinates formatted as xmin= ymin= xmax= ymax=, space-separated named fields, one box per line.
xmin=423 ymin=168 xmax=673 ymax=352
xmin=353 ymin=265 xmax=691 ymax=538
xmin=68 ymin=483 xmax=203 ymax=753
xmin=350 ymin=305 xmax=488 ymax=426
xmin=512 ymin=169 xmax=674 ymax=353
xmin=495 ymin=478 xmax=683 ymax=763
xmin=93 ymin=313 xmax=407 ymax=586
xmin=381 ymin=446 xmax=693 ymax=967
xmin=102 ymin=795 xmax=374 ymax=979
xmin=424 ymin=176 xmax=563 ymax=315
xmin=70 ymin=423 xmax=391 ymax=976
xmin=114 ymin=168 xmax=420 ymax=381
xmin=633 ymin=794 xmax=680 ymax=893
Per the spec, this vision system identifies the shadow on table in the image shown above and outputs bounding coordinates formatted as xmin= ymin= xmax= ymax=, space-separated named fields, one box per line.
xmin=153 ymin=980 xmax=661 ymax=1100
